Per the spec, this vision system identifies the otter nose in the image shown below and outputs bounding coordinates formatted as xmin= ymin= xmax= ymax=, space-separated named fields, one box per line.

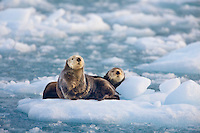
xmin=77 ymin=57 xmax=81 ymax=62
xmin=116 ymin=71 xmax=120 ymax=75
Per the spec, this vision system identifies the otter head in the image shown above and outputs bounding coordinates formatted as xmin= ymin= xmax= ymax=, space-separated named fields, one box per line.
xmin=108 ymin=68 xmax=125 ymax=83
xmin=104 ymin=67 xmax=125 ymax=88
xmin=67 ymin=55 xmax=84 ymax=70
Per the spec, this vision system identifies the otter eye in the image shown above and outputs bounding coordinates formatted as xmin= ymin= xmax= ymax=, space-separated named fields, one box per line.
xmin=72 ymin=58 xmax=74 ymax=60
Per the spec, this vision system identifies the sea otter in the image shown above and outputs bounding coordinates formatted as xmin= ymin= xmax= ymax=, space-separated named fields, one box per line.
xmin=55 ymin=55 xmax=119 ymax=100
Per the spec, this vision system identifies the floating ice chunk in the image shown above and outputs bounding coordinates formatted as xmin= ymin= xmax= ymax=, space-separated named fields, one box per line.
xmin=101 ymin=11 xmax=165 ymax=27
xmin=89 ymin=50 xmax=101 ymax=60
xmin=182 ymin=29 xmax=200 ymax=43
xmin=124 ymin=70 xmax=139 ymax=77
xmin=58 ymin=3 xmax=83 ymax=12
xmin=125 ymin=35 xmax=186 ymax=56
xmin=28 ymin=127 xmax=43 ymax=133
xmin=125 ymin=37 xmax=137 ymax=44
xmin=17 ymin=98 xmax=200 ymax=127
xmin=165 ymin=80 xmax=200 ymax=105
xmin=0 ymin=8 xmax=67 ymax=38
xmin=133 ymin=92 xmax=167 ymax=104
xmin=107 ymin=43 xmax=127 ymax=52
xmin=37 ymin=25 xmax=67 ymax=38
xmin=136 ymin=41 xmax=200 ymax=74
xmin=56 ymin=14 xmax=110 ymax=33
xmin=40 ymin=45 xmax=55 ymax=53
xmin=0 ymin=38 xmax=36 ymax=53
xmin=14 ymin=42 xmax=36 ymax=53
xmin=147 ymin=0 xmax=200 ymax=4
xmin=101 ymin=57 xmax=124 ymax=65
xmin=0 ymin=0 xmax=54 ymax=11
xmin=159 ymin=78 xmax=181 ymax=94
xmin=0 ymin=76 xmax=58 ymax=95
xmin=44 ymin=9 xmax=65 ymax=25
xmin=0 ymin=8 xmax=36 ymax=29
xmin=117 ymin=76 xmax=151 ymax=99
xmin=112 ymin=24 xmax=155 ymax=37
xmin=101 ymin=10 xmax=199 ymax=32
xmin=0 ymin=23 xmax=10 ymax=36
xmin=142 ymin=72 xmax=177 ymax=84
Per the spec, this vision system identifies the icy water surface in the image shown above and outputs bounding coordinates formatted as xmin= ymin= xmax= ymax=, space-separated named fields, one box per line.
xmin=0 ymin=0 xmax=200 ymax=132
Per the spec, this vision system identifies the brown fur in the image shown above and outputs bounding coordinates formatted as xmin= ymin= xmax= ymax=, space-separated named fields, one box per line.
xmin=43 ymin=82 xmax=58 ymax=99
xmin=56 ymin=61 xmax=89 ymax=100
xmin=55 ymin=55 xmax=119 ymax=101
xmin=104 ymin=68 xmax=125 ymax=88
xmin=43 ymin=67 xmax=124 ymax=100
xmin=84 ymin=75 xmax=119 ymax=100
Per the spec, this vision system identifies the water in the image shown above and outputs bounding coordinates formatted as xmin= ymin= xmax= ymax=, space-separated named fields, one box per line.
xmin=0 ymin=0 xmax=200 ymax=132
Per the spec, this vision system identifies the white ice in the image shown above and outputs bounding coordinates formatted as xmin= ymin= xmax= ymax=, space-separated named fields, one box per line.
xmin=0 ymin=7 xmax=110 ymax=38
xmin=165 ymin=80 xmax=200 ymax=105
xmin=0 ymin=76 xmax=58 ymax=95
xmin=13 ymin=75 xmax=200 ymax=127
xmin=117 ymin=76 xmax=151 ymax=99
xmin=0 ymin=38 xmax=36 ymax=53
xmin=101 ymin=57 xmax=124 ymax=65
xmin=111 ymin=24 xmax=155 ymax=38
xmin=125 ymin=34 xmax=186 ymax=56
xmin=17 ymin=98 xmax=200 ymax=127
xmin=136 ymin=41 xmax=200 ymax=74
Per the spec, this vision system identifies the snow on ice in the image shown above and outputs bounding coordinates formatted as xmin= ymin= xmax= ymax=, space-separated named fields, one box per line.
xmin=12 ymin=75 xmax=200 ymax=127
xmin=136 ymin=41 xmax=200 ymax=74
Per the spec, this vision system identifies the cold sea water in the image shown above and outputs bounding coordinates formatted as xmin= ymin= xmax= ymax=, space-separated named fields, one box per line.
xmin=0 ymin=0 xmax=200 ymax=132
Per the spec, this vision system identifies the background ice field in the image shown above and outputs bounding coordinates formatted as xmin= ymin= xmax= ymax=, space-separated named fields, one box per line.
xmin=0 ymin=0 xmax=200 ymax=132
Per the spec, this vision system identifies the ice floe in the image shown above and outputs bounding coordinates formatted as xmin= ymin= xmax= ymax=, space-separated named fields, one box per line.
xmin=125 ymin=34 xmax=186 ymax=56
xmin=112 ymin=24 xmax=155 ymax=37
xmin=11 ymin=74 xmax=200 ymax=127
xmin=0 ymin=0 xmax=54 ymax=12
xmin=0 ymin=7 xmax=110 ymax=38
xmin=17 ymin=96 xmax=200 ymax=127
xmin=101 ymin=57 xmax=124 ymax=65
xmin=0 ymin=76 xmax=58 ymax=95
xmin=117 ymin=76 xmax=151 ymax=99
xmin=0 ymin=38 xmax=36 ymax=53
xmin=165 ymin=80 xmax=200 ymax=105
xmin=159 ymin=78 xmax=181 ymax=94
xmin=136 ymin=41 xmax=200 ymax=74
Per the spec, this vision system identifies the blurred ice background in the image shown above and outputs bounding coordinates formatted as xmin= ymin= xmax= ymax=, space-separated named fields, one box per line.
xmin=0 ymin=0 xmax=200 ymax=132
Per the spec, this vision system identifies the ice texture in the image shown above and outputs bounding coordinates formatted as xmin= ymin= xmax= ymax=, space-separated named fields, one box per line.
xmin=117 ymin=76 xmax=151 ymax=99
xmin=159 ymin=78 xmax=181 ymax=94
xmin=165 ymin=80 xmax=200 ymax=105
xmin=101 ymin=57 xmax=124 ymax=65
xmin=0 ymin=76 xmax=58 ymax=95
xmin=0 ymin=38 xmax=36 ymax=53
xmin=17 ymin=98 xmax=200 ymax=127
xmin=112 ymin=24 xmax=155 ymax=37
xmin=136 ymin=42 xmax=200 ymax=74
xmin=125 ymin=35 xmax=186 ymax=56
xmin=14 ymin=75 xmax=200 ymax=127
xmin=0 ymin=0 xmax=200 ymax=131
xmin=0 ymin=7 xmax=110 ymax=38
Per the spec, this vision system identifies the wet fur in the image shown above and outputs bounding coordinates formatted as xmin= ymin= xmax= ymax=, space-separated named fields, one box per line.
xmin=56 ymin=63 xmax=89 ymax=100
xmin=43 ymin=82 xmax=58 ymax=99
xmin=103 ymin=68 xmax=125 ymax=88
xmin=43 ymin=68 xmax=124 ymax=99
xmin=43 ymin=57 xmax=122 ymax=100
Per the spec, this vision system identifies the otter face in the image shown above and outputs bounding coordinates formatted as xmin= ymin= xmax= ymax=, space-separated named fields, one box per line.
xmin=108 ymin=68 xmax=125 ymax=83
xmin=67 ymin=55 xmax=84 ymax=70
